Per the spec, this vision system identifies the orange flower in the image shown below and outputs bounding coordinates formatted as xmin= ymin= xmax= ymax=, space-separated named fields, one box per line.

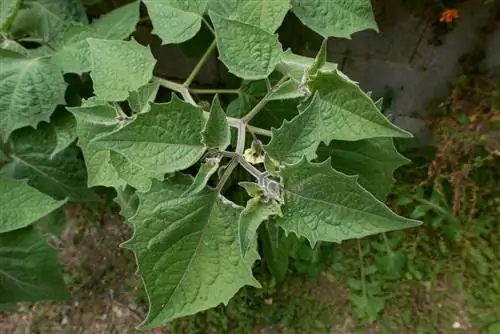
xmin=440 ymin=8 xmax=459 ymax=23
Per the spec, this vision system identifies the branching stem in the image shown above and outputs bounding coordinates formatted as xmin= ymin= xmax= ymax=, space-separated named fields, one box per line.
xmin=189 ymin=88 xmax=240 ymax=95
xmin=183 ymin=40 xmax=217 ymax=88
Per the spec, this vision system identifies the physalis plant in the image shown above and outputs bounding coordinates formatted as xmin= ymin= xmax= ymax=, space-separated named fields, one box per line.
xmin=0 ymin=0 xmax=421 ymax=329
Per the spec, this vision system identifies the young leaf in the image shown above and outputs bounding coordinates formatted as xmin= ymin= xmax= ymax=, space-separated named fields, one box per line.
xmin=182 ymin=160 xmax=220 ymax=196
xmin=208 ymin=0 xmax=290 ymax=33
xmin=267 ymin=79 xmax=304 ymax=101
xmin=264 ymin=93 xmax=322 ymax=164
xmin=239 ymin=197 xmax=281 ymax=256
xmin=50 ymin=109 xmax=77 ymax=159
xmin=0 ymin=51 xmax=67 ymax=141
xmin=87 ymin=38 xmax=156 ymax=101
xmin=0 ymin=178 xmax=68 ymax=233
xmin=307 ymin=71 xmax=412 ymax=140
xmin=54 ymin=1 xmax=141 ymax=73
xmin=109 ymin=151 xmax=163 ymax=193
xmin=276 ymin=158 xmax=422 ymax=246
xmin=123 ymin=175 xmax=260 ymax=329
xmin=316 ymin=138 xmax=410 ymax=201
xmin=0 ymin=226 xmax=70 ymax=303
xmin=3 ymin=123 xmax=98 ymax=202
xmin=201 ymin=95 xmax=230 ymax=150
xmin=69 ymin=101 xmax=125 ymax=188
xmin=209 ymin=10 xmax=283 ymax=80
xmin=275 ymin=49 xmax=337 ymax=83
xmin=143 ymin=0 xmax=209 ymax=44
xmin=128 ymin=82 xmax=160 ymax=114
xmin=0 ymin=0 xmax=21 ymax=31
xmin=9 ymin=0 xmax=88 ymax=44
xmin=290 ymin=0 xmax=378 ymax=39
xmin=92 ymin=95 xmax=207 ymax=175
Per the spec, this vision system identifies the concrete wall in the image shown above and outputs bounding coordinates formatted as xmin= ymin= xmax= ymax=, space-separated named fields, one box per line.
xmin=136 ymin=0 xmax=500 ymax=136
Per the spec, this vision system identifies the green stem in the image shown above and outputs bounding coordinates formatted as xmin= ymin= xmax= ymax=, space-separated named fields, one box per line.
xmin=240 ymin=76 xmax=289 ymax=123
xmin=183 ymin=40 xmax=217 ymax=88
xmin=247 ymin=125 xmax=272 ymax=137
xmin=189 ymin=88 xmax=240 ymax=95
xmin=202 ymin=17 xmax=215 ymax=36
xmin=221 ymin=151 xmax=264 ymax=180
xmin=216 ymin=158 xmax=238 ymax=193
xmin=154 ymin=78 xmax=272 ymax=138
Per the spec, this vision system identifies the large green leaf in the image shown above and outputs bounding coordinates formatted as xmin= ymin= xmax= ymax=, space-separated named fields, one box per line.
xmin=123 ymin=174 xmax=260 ymax=329
xmin=290 ymin=0 xmax=378 ymax=39
xmin=87 ymin=38 xmax=156 ymax=101
xmin=209 ymin=10 xmax=283 ymax=80
xmin=68 ymin=100 xmax=125 ymax=188
xmin=0 ymin=51 xmax=67 ymax=141
xmin=0 ymin=178 xmax=67 ymax=233
xmin=227 ymin=80 xmax=300 ymax=131
xmin=109 ymin=150 xmax=163 ymax=192
xmin=276 ymin=158 xmax=421 ymax=246
xmin=2 ymin=123 xmax=98 ymax=201
xmin=316 ymin=138 xmax=410 ymax=201
xmin=307 ymin=71 xmax=412 ymax=140
xmin=54 ymin=1 xmax=141 ymax=74
xmin=208 ymin=0 xmax=290 ymax=32
xmin=0 ymin=0 xmax=21 ymax=31
xmin=0 ymin=226 xmax=70 ymax=303
xmin=264 ymin=93 xmax=321 ymax=164
xmin=9 ymin=0 xmax=87 ymax=44
xmin=143 ymin=0 xmax=208 ymax=44
xmin=92 ymin=95 xmax=207 ymax=175
xmin=201 ymin=95 xmax=230 ymax=150
xmin=49 ymin=109 xmax=77 ymax=159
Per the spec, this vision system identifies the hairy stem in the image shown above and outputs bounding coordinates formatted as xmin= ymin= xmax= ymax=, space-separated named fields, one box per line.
xmin=221 ymin=151 xmax=265 ymax=181
xmin=189 ymin=88 xmax=240 ymax=95
xmin=183 ymin=40 xmax=217 ymax=88
xmin=247 ymin=125 xmax=272 ymax=137
xmin=357 ymin=240 xmax=367 ymax=300
xmin=216 ymin=158 xmax=238 ymax=193
xmin=202 ymin=17 xmax=215 ymax=36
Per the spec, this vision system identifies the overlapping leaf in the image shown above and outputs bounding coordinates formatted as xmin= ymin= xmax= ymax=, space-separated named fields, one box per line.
xmin=208 ymin=0 xmax=290 ymax=33
xmin=9 ymin=0 xmax=87 ymax=44
xmin=0 ymin=226 xmax=70 ymax=303
xmin=87 ymin=38 xmax=156 ymax=101
xmin=0 ymin=178 xmax=67 ymax=233
xmin=143 ymin=0 xmax=208 ymax=44
xmin=0 ymin=51 xmax=67 ymax=141
xmin=54 ymin=1 xmax=140 ymax=73
xmin=128 ymin=82 xmax=160 ymax=114
xmin=290 ymin=0 xmax=378 ymax=39
xmin=123 ymin=175 xmax=260 ymax=329
xmin=201 ymin=95 xmax=230 ymax=150
xmin=49 ymin=109 xmax=77 ymax=159
xmin=276 ymin=159 xmax=422 ymax=246
xmin=0 ymin=0 xmax=21 ymax=31
xmin=92 ymin=95 xmax=206 ymax=175
xmin=316 ymin=138 xmax=410 ymax=200
xmin=209 ymin=10 xmax=283 ymax=79
xmin=2 ymin=123 xmax=97 ymax=201
xmin=239 ymin=197 xmax=281 ymax=256
xmin=68 ymin=100 xmax=125 ymax=188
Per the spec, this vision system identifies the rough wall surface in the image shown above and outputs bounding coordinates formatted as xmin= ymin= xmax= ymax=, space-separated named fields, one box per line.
xmin=137 ymin=0 xmax=500 ymax=136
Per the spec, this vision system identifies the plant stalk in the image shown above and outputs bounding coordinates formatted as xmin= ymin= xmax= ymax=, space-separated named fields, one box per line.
xmin=183 ymin=40 xmax=217 ymax=88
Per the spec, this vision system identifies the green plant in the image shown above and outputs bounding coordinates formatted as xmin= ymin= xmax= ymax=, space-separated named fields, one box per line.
xmin=0 ymin=0 xmax=422 ymax=331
